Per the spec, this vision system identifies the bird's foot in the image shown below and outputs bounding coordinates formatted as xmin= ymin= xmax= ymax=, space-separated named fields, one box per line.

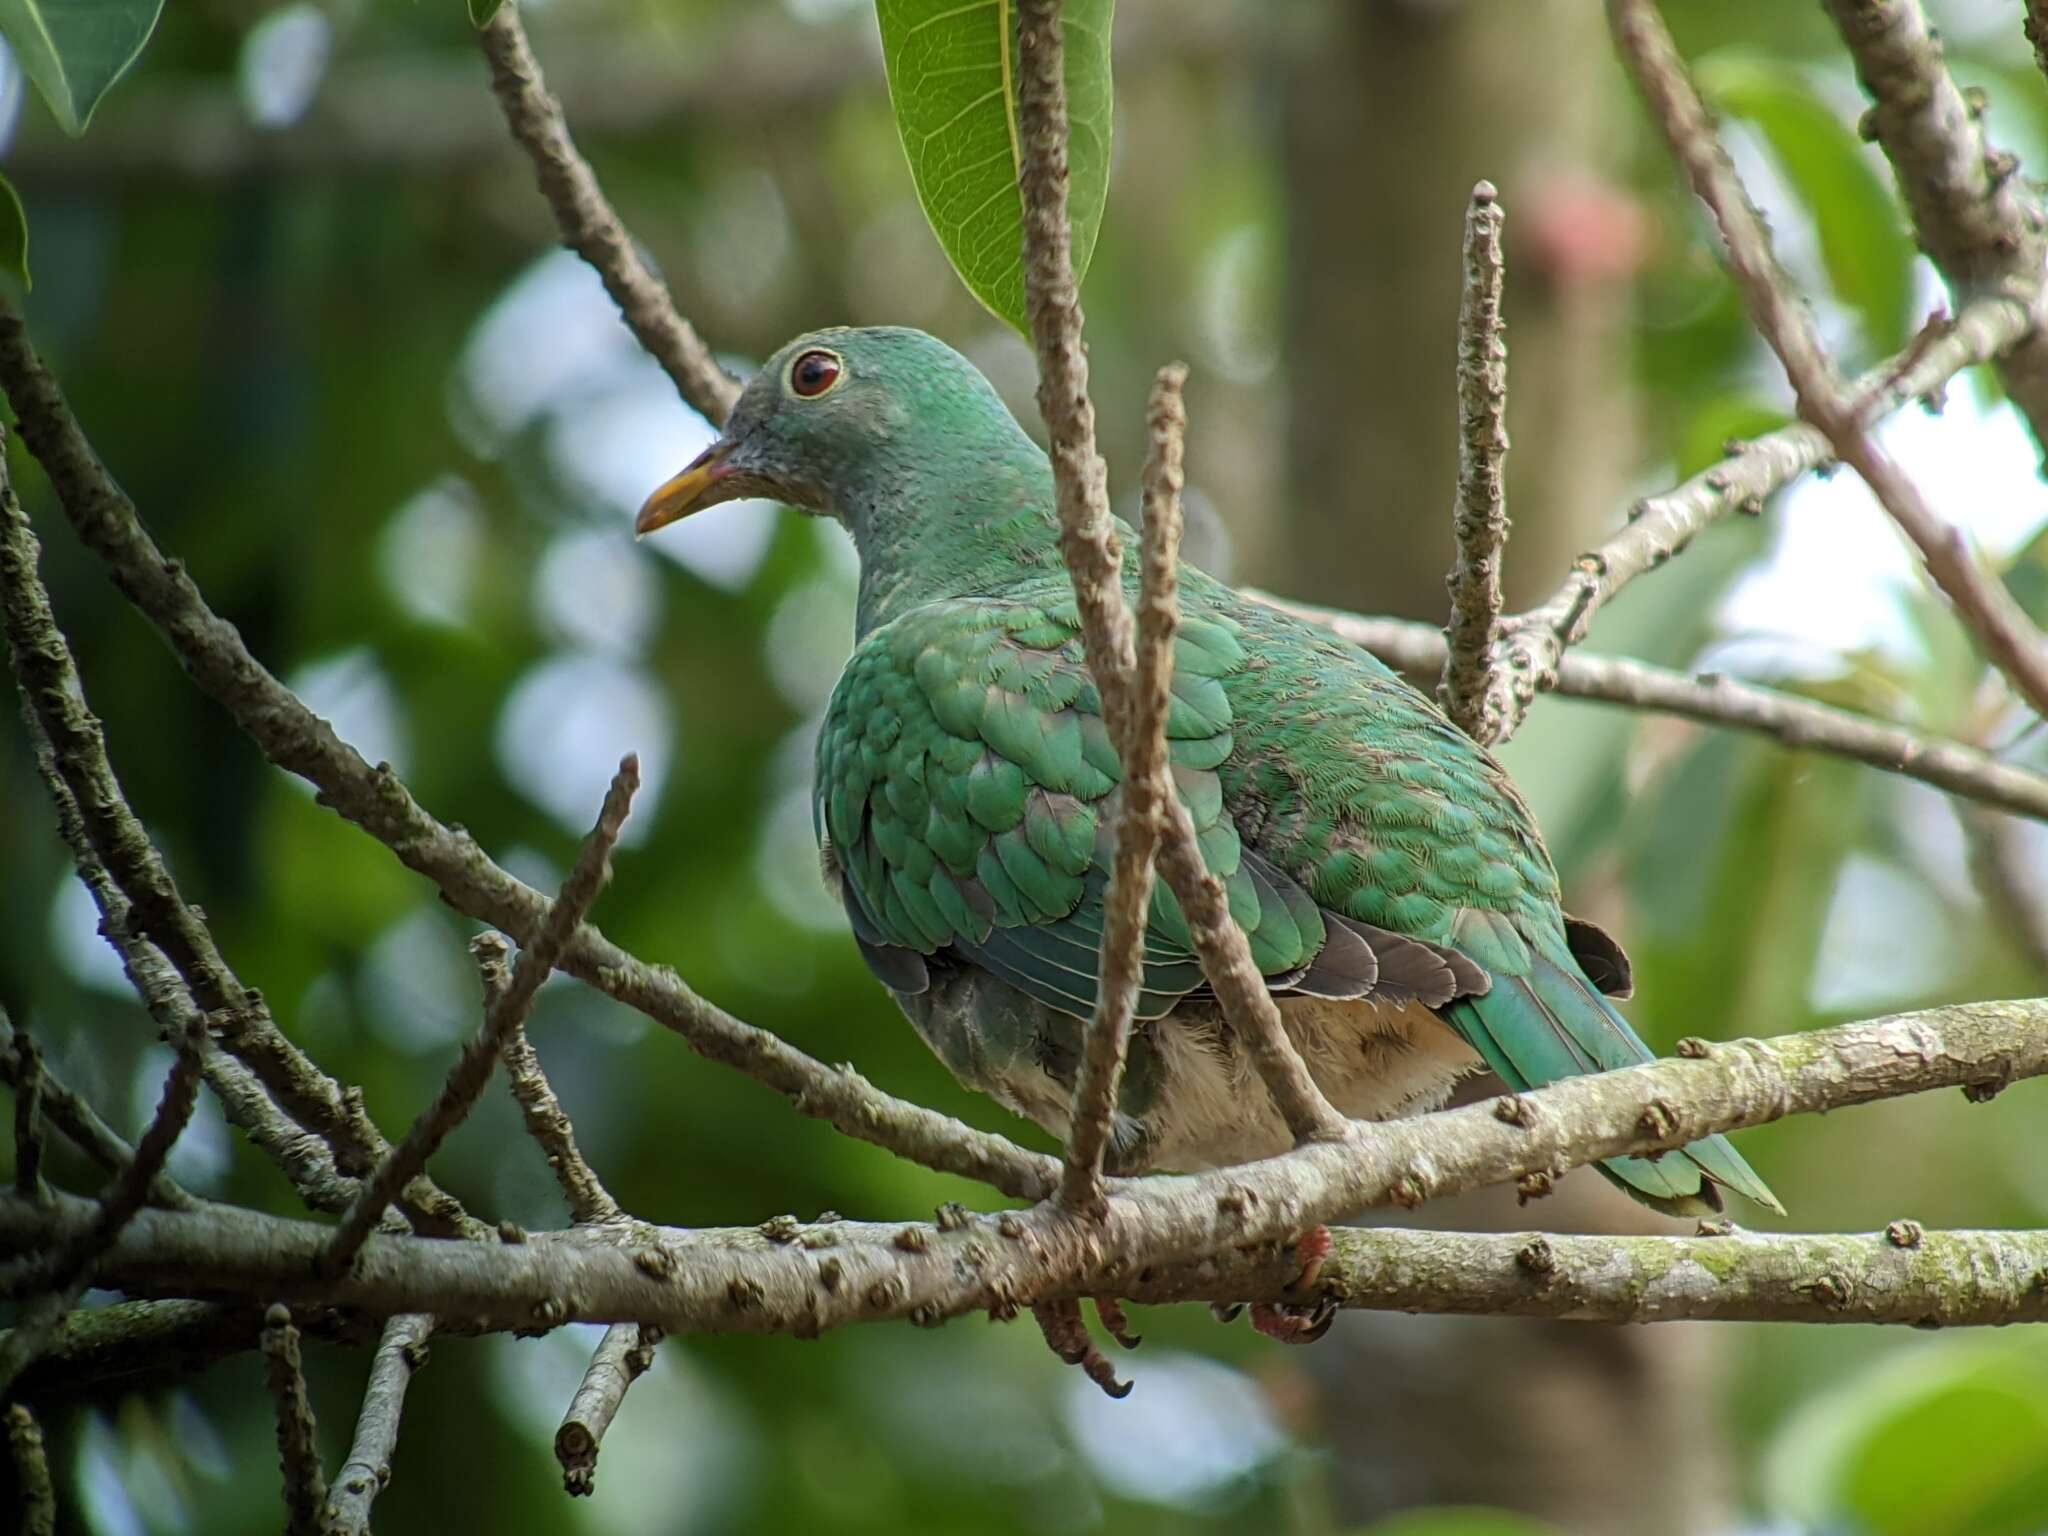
xmin=1219 ymin=1226 xmax=1338 ymax=1346
xmin=1030 ymin=1299 xmax=1133 ymax=1398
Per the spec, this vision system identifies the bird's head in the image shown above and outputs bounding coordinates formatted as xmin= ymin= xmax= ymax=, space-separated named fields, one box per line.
xmin=635 ymin=326 xmax=1038 ymax=537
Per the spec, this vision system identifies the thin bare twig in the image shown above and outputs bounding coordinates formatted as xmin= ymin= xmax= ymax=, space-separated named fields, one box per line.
xmin=0 ymin=1015 xmax=194 ymax=1211
xmin=0 ymin=301 xmax=1057 ymax=1204
xmin=476 ymin=2 xmax=739 ymax=425
xmin=1440 ymin=180 xmax=1513 ymax=742
xmin=1259 ymin=600 xmax=2048 ymax=825
xmin=1825 ymin=0 xmax=2048 ymax=458
xmin=0 ymin=1013 xmax=206 ymax=1394
xmin=1059 ymin=364 xmax=1189 ymax=1214
xmin=554 ymin=1322 xmax=662 ymax=1496
xmin=1967 ymin=810 xmax=2048 ymax=973
xmin=261 ymin=1304 xmax=327 ymax=1536
xmin=10 ymin=1024 xmax=47 ymax=1208
xmin=5 ymin=1404 xmax=55 ymax=1536
xmin=323 ymin=759 xmax=640 ymax=1274
xmin=1610 ymin=0 xmax=2048 ymax=720
xmin=321 ymin=1312 xmax=432 ymax=1536
xmin=0 ymin=453 xmax=472 ymax=1233
xmin=1495 ymin=295 xmax=2031 ymax=742
xmin=477 ymin=933 xmax=624 ymax=1227
xmin=1013 ymin=0 xmax=1346 ymax=1148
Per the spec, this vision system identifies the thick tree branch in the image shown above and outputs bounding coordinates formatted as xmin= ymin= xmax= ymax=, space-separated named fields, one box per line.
xmin=1258 ymin=601 xmax=2048 ymax=825
xmin=1440 ymin=180 xmax=1513 ymax=742
xmin=2 ymin=1299 xmax=375 ymax=1402
xmin=323 ymin=760 xmax=638 ymax=1274
xmin=554 ymin=1322 xmax=661 ymax=1496
xmin=0 ymin=303 xmax=1059 ymax=1204
xmin=261 ymin=1305 xmax=327 ymax=1536
xmin=1495 ymin=295 xmax=2031 ymax=741
xmin=322 ymin=1313 xmax=431 ymax=1535
xmin=15 ymin=1001 xmax=2041 ymax=1343
xmin=476 ymin=2 xmax=740 ymax=426
xmin=1015 ymin=0 xmax=1346 ymax=1149
xmin=476 ymin=934 xmax=625 ymax=1227
xmin=1824 ymin=0 xmax=2048 ymax=458
xmin=1060 ymin=364 xmax=1188 ymax=1213
xmin=1611 ymin=0 xmax=2048 ymax=719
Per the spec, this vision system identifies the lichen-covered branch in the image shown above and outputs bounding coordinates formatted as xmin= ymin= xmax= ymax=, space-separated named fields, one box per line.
xmin=322 ymin=1313 xmax=431 ymax=1535
xmin=476 ymin=2 xmax=739 ymax=426
xmin=14 ymin=1001 xmax=2041 ymax=1342
xmin=1440 ymin=180 xmax=1513 ymax=742
xmin=1258 ymin=601 xmax=2048 ymax=825
xmin=260 ymin=1305 xmax=326 ymax=1536
xmin=554 ymin=1322 xmax=661 ymax=1496
xmin=0 ymin=303 xmax=1059 ymax=1205
xmin=323 ymin=760 xmax=639 ymax=1274
xmin=1824 ymin=0 xmax=2048 ymax=458
xmin=1014 ymin=0 xmax=1345 ymax=1149
xmin=5 ymin=1404 xmax=54 ymax=1536
xmin=1059 ymin=364 xmax=1189 ymax=1213
xmin=1495 ymin=294 xmax=2031 ymax=742
xmin=1611 ymin=0 xmax=2048 ymax=720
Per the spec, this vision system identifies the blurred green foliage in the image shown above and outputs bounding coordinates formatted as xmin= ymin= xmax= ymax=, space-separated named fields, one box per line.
xmin=0 ymin=2 xmax=2044 ymax=1534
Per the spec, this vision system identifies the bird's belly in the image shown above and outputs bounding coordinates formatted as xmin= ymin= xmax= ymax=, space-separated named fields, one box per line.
xmin=889 ymin=964 xmax=1484 ymax=1174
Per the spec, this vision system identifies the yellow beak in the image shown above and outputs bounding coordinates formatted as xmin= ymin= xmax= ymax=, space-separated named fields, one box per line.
xmin=635 ymin=443 xmax=732 ymax=536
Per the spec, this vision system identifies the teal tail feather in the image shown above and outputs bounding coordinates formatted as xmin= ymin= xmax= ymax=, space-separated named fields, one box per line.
xmin=1442 ymin=929 xmax=1784 ymax=1218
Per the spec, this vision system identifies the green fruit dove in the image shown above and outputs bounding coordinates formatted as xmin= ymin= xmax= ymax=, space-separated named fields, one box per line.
xmin=637 ymin=326 xmax=1781 ymax=1229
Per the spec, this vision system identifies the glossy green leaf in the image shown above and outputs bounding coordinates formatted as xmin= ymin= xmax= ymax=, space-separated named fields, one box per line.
xmin=0 ymin=0 xmax=164 ymax=136
xmin=1699 ymin=53 xmax=1915 ymax=359
xmin=0 ymin=170 xmax=27 ymax=289
xmin=468 ymin=0 xmax=505 ymax=27
xmin=1765 ymin=1335 xmax=2048 ymax=1536
xmin=875 ymin=0 xmax=1114 ymax=334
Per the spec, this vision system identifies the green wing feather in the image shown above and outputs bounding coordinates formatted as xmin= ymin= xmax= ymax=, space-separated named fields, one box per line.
xmin=815 ymin=590 xmax=1326 ymax=1020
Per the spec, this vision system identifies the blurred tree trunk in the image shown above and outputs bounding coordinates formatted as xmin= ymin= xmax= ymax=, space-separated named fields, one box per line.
xmin=1274 ymin=3 xmax=1731 ymax=1533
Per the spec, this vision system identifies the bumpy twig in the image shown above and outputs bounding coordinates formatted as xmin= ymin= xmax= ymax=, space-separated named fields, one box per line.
xmin=1826 ymin=0 xmax=2048 ymax=456
xmin=1610 ymin=0 xmax=2048 ymax=720
xmin=1494 ymin=294 xmax=2031 ymax=742
xmin=1259 ymin=600 xmax=2048 ymax=825
xmin=18 ymin=1000 xmax=2044 ymax=1341
xmin=1014 ymin=0 xmax=1346 ymax=1149
xmin=10 ymin=1024 xmax=46 ymax=1208
xmin=476 ymin=2 xmax=739 ymax=425
xmin=1440 ymin=180 xmax=1513 ymax=742
xmin=321 ymin=1312 xmax=432 ymax=1536
xmin=5 ymin=1404 xmax=55 ymax=1536
xmin=554 ymin=1322 xmax=662 ymax=1496
xmin=261 ymin=1305 xmax=327 ymax=1536
xmin=476 ymin=933 xmax=625 ymax=1227
xmin=1059 ymin=364 xmax=1189 ymax=1213
xmin=323 ymin=760 xmax=639 ymax=1274
xmin=0 ymin=305 xmax=1058 ymax=1204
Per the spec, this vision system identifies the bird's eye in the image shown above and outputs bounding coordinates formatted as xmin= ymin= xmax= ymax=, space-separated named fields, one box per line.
xmin=789 ymin=349 xmax=843 ymax=399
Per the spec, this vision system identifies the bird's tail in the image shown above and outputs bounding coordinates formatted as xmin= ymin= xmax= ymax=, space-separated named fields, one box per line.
xmin=1441 ymin=927 xmax=1783 ymax=1218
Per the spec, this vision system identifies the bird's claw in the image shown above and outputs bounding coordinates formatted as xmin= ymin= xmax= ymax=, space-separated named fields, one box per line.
xmin=1031 ymin=1300 xmax=1132 ymax=1398
xmin=1213 ymin=1226 xmax=1339 ymax=1344
xmin=1093 ymin=1295 xmax=1142 ymax=1350
xmin=1249 ymin=1297 xmax=1339 ymax=1345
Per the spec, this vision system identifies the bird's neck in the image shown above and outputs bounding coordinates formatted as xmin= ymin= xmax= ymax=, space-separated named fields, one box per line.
xmin=845 ymin=437 xmax=1065 ymax=636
